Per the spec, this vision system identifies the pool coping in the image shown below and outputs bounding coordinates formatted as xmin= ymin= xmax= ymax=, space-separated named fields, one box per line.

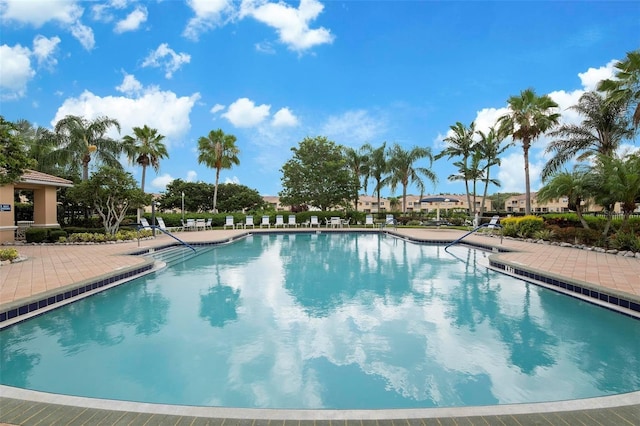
xmin=1 ymin=385 xmax=639 ymax=421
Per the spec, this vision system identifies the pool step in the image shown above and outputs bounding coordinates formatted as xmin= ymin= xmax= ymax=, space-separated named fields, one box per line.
xmin=148 ymin=246 xmax=198 ymax=266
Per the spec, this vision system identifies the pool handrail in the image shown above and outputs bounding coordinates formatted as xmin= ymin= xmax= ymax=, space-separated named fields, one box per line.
xmin=138 ymin=224 xmax=197 ymax=252
xmin=445 ymin=221 xmax=503 ymax=251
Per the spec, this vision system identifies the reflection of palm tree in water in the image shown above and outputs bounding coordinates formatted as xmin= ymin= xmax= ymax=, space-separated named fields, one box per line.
xmin=199 ymin=250 xmax=240 ymax=327
xmin=496 ymin=285 xmax=557 ymax=374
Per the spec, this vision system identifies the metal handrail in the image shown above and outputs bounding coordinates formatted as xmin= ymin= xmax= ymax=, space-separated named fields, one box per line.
xmin=445 ymin=222 xmax=502 ymax=251
xmin=139 ymin=224 xmax=196 ymax=252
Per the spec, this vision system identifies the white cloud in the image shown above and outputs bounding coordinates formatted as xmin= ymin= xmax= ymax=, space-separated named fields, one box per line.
xmin=186 ymin=170 xmax=198 ymax=182
xmin=495 ymin=152 xmax=544 ymax=193
xmin=52 ymin=85 xmax=201 ymax=149
xmin=222 ymin=97 xmax=271 ymax=127
xmin=0 ymin=0 xmax=82 ymax=26
xmin=255 ymin=41 xmax=276 ymax=54
xmin=272 ymin=107 xmax=298 ymax=127
xmin=241 ymin=0 xmax=334 ymax=52
xmin=210 ymin=103 xmax=225 ymax=114
xmin=114 ymin=6 xmax=147 ymax=33
xmin=142 ymin=43 xmax=191 ymax=79
xmin=115 ymin=73 xmax=143 ymax=96
xmin=183 ymin=0 xmax=234 ymax=41
xmin=150 ymin=173 xmax=174 ymax=191
xmin=224 ymin=176 xmax=240 ymax=184
xmin=69 ymin=22 xmax=95 ymax=50
xmin=578 ymin=59 xmax=616 ymax=92
xmin=32 ymin=35 xmax=60 ymax=68
xmin=321 ymin=109 xmax=385 ymax=146
xmin=0 ymin=44 xmax=34 ymax=99
xmin=1 ymin=0 xmax=95 ymax=50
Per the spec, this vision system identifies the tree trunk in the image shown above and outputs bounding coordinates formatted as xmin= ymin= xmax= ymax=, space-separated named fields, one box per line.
xmin=213 ymin=168 xmax=220 ymax=213
xmin=480 ymin=168 xmax=490 ymax=214
xmin=523 ymin=141 xmax=531 ymax=215
xmin=464 ymin=180 xmax=472 ymax=217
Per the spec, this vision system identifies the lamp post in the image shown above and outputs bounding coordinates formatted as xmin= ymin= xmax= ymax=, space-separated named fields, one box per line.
xmin=436 ymin=198 xmax=450 ymax=222
xmin=181 ymin=191 xmax=185 ymax=224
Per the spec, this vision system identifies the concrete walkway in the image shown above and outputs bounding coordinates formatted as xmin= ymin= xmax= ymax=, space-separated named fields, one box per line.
xmin=1 ymin=227 xmax=639 ymax=425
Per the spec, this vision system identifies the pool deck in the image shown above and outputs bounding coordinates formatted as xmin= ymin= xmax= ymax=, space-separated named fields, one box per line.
xmin=1 ymin=227 xmax=639 ymax=425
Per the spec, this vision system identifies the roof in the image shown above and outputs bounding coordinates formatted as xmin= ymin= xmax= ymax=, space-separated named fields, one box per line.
xmin=18 ymin=169 xmax=74 ymax=187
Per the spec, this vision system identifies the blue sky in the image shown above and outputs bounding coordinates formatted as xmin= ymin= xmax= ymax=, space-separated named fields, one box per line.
xmin=1 ymin=0 xmax=638 ymax=198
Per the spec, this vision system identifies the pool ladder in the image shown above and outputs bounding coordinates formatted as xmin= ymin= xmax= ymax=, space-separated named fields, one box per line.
xmin=445 ymin=223 xmax=503 ymax=251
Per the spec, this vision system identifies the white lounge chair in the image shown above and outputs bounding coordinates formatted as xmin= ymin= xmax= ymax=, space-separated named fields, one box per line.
xmin=287 ymin=215 xmax=298 ymax=227
xmin=139 ymin=218 xmax=152 ymax=230
xmin=244 ymin=215 xmax=255 ymax=229
xmin=330 ymin=216 xmax=341 ymax=228
xmin=183 ymin=218 xmax=196 ymax=231
xmin=195 ymin=218 xmax=206 ymax=231
xmin=365 ymin=214 xmax=374 ymax=228
xmin=157 ymin=217 xmax=181 ymax=232
xmin=275 ymin=215 xmax=285 ymax=228
xmin=204 ymin=218 xmax=212 ymax=230
xmin=341 ymin=218 xmax=351 ymax=228
xmin=223 ymin=216 xmax=235 ymax=229
xmin=309 ymin=216 xmax=320 ymax=228
xmin=260 ymin=215 xmax=270 ymax=228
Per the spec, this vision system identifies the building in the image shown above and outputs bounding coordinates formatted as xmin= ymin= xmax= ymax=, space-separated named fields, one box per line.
xmin=0 ymin=170 xmax=73 ymax=243
xmin=503 ymin=193 xmax=636 ymax=214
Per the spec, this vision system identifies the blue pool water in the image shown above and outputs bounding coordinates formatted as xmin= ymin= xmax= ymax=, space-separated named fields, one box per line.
xmin=1 ymin=233 xmax=639 ymax=409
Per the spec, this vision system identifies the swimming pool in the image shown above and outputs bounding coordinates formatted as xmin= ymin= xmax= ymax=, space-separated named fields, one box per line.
xmin=1 ymin=233 xmax=639 ymax=409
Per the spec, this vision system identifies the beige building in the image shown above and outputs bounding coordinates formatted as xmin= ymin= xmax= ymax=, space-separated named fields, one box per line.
xmin=0 ymin=170 xmax=73 ymax=243
xmin=503 ymin=192 xmax=635 ymax=214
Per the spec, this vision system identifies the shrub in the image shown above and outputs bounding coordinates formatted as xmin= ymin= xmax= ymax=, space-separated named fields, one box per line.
xmin=501 ymin=215 xmax=544 ymax=238
xmin=406 ymin=220 xmax=422 ymax=226
xmin=609 ymin=232 xmax=640 ymax=252
xmin=0 ymin=248 xmax=19 ymax=261
xmin=48 ymin=230 xmax=67 ymax=242
xmin=533 ymin=229 xmax=555 ymax=241
xmin=25 ymin=228 xmax=48 ymax=243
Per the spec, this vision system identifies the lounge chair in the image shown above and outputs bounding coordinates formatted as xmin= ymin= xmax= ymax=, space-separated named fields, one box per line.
xmin=286 ymin=215 xmax=298 ymax=227
xmin=275 ymin=215 xmax=285 ymax=228
xmin=341 ymin=218 xmax=351 ymax=228
xmin=204 ymin=218 xmax=212 ymax=230
xmin=309 ymin=216 xmax=320 ymax=228
xmin=364 ymin=214 xmax=374 ymax=228
xmin=223 ymin=216 xmax=235 ymax=229
xmin=183 ymin=218 xmax=196 ymax=231
xmin=244 ymin=215 xmax=255 ymax=229
xmin=139 ymin=218 xmax=152 ymax=230
xmin=330 ymin=216 xmax=341 ymax=228
xmin=260 ymin=215 xmax=270 ymax=228
xmin=157 ymin=217 xmax=181 ymax=232
xmin=195 ymin=218 xmax=206 ymax=231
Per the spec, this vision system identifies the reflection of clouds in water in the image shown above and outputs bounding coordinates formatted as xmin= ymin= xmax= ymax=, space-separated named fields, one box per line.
xmin=188 ymin=235 xmax=632 ymax=407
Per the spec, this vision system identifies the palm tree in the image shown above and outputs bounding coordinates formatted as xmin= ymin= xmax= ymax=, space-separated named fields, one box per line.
xmin=498 ymin=88 xmax=560 ymax=215
xmin=537 ymin=169 xmax=594 ymax=229
xmin=197 ymin=129 xmax=240 ymax=213
xmin=387 ymin=144 xmax=437 ymax=213
xmin=597 ymin=49 xmax=640 ymax=128
xmin=367 ymin=142 xmax=388 ymax=212
xmin=542 ymin=91 xmax=632 ymax=180
xmin=476 ymin=127 xmax=509 ymax=213
xmin=435 ymin=121 xmax=476 ymax=216
xmin=449 ymin=152 xmax=484 ymax=214
xmin=592 ymin=153 xmax=640 ymax=232
xmin=122 ymin=125 xmax=169 ymax=193
xmin=52 ymin=115 xmax=122 ymax=181
xmin=343 ymin=144 xmax=372 ymax=212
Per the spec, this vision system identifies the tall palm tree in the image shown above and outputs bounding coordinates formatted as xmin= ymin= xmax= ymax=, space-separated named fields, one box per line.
xmin=537 ymin=169 xmax=593 ymax=229
xmin=13 ymin=119 xmax=61 ymax=176
xmin=435 ymin=121 xmax=476 ymax=216
xmin=52 ymin=115 xmax=122 ymax=181
xmin=343 ymin=144 xmax=372 ymax=211
xmin=597 ymin=49 xmax=640 ymax=128
xmin=122 ymin=125 xmax=169 ymax=193
xmin=449 ymin=152 xmax=484 ymax=214
xmin=476 ymin=127 xmax=509 ymax=213
xmin=542 ymin=91 xmax=632 ymax=180
xmin=498 ymin=88 xmax=560 ymax=215
xmin=368 ymin=142 xmax=389 ymax=212
xmin=197 ymin=129 xmax=240 ymax=213
xmin=387 ymin=144 xmax=437 ymax=213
